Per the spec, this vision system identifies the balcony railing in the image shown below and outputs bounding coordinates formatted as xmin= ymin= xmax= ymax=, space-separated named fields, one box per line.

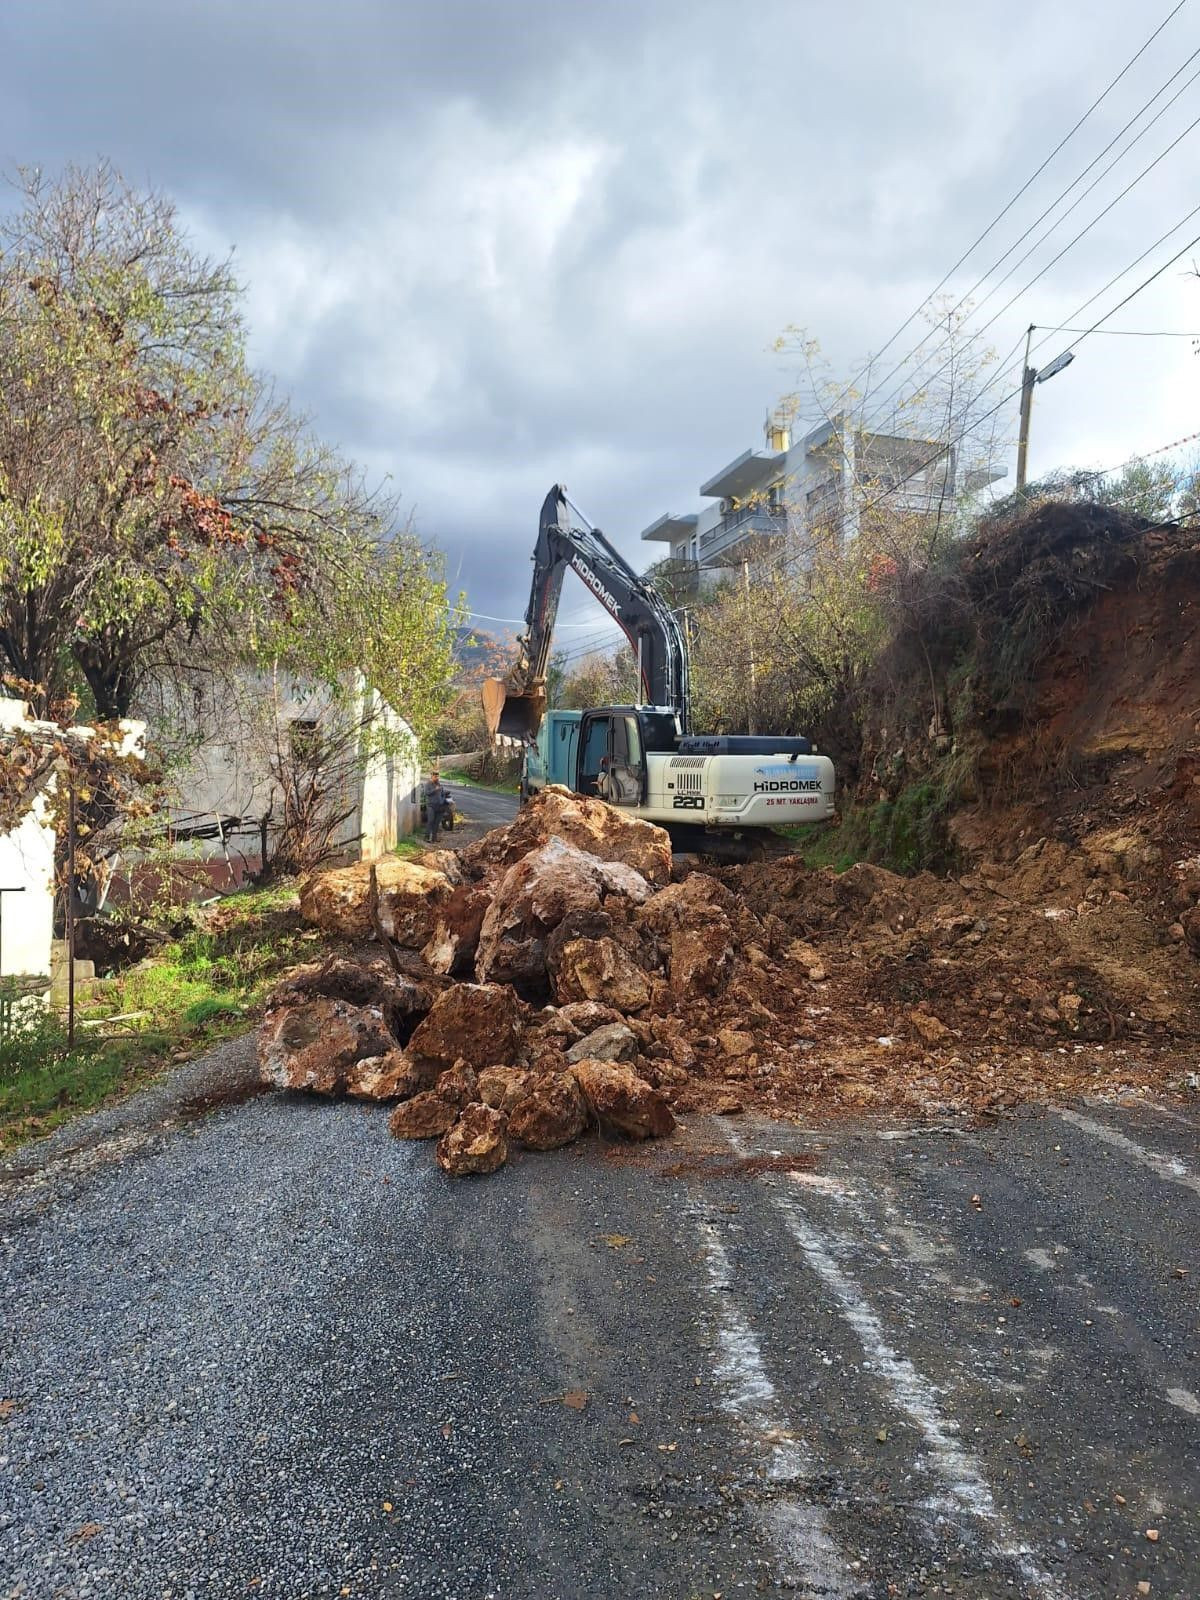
xmin=700 ymin=506 xmax=787 ymax=552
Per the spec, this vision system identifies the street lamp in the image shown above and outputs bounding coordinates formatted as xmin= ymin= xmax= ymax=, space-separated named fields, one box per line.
xmin=1016 ymin=324 xmax=1075 ymax=489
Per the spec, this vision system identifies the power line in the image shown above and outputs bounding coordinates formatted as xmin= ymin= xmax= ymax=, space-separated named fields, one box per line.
xmin=462 ymin=609 xmax=603 ymax=628
xmin=851 ymin=224 xmax=1200 ymax=528
xmin=831 ymin=0 xmax=1192 ymax=408
xmin=858 ymin=46 xmax=1200 ymax=418
xmin=863 ymin=105 xmax=1200 ymax=431
xmin=1037 ymin=324 xmax=1200 ymax=335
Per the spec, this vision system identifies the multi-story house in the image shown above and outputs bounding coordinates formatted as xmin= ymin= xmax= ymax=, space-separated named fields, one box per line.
xmin=640 ymin=413 xmax=962 ymax=576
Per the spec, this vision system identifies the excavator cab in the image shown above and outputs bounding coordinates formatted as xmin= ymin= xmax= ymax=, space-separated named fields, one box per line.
xmin=577 ymin=708 xmax=647 ymax=806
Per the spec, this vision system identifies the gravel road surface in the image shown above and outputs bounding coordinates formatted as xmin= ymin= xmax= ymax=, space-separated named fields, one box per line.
xmin=1 ymin=1059 xmax=1196 ymax=1598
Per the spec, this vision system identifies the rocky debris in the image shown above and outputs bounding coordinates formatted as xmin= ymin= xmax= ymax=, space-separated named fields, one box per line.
xmin=346 ymin=1050 xmax=423 ymax=1101
xmin=260 ymin=780 xmax=1200 ymax=1175
xmin=569 ymin=1059 xmax=675 ymax=1141
xmin=459 ymin=785 xmax=673 ymax=887
xmin=388 ymin=1090 xmax=461 ymax=1140
xmin=258 ymin=997 xmax=396 ymax=1094
xmin=408 ymin=983 xmax=523 ymax=1073
xmin=475 ymin=836 xmax=652 ymax=986
xmin=265 ymin=957 xmax=433 ymax=1043
xmin=477 ymin=1065 xmax=531 ymax=1113
xmin=299 ymin=855 xmax=457 ymax=945
xmin=436 ymin=1102 xmax=508 ymax=1176
xmin=507 ymin=1071 xmax=589 ymax=1150
xmin=564 ymin=1021 xmax=639 ymax=1065
xmin=555 ymin=936 xmax=650 ymax=1012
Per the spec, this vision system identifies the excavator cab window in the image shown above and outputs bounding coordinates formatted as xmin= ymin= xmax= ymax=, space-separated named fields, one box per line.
xmin=578 ymin=715 xmax=610 ymax=797
xmin=607 ymin=715 xmax=643 ymax=806
xmin=577 ymin=711 xmax=645 ymax=805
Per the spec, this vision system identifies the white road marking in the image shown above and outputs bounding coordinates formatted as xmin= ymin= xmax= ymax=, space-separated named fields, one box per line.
xmin=721 ymin=1127 xmax=1065 ymax=1598
xmin=696 ymin=1217 xmax=855 ymax=1598
xmin=1084 ymin=1093 xmax=1196 ymax=1129
xmin=1056 ymin=1108 xmax=1200 ymax=1198
xmin=1166 ymin=1386 xmax=1200 ymax=1417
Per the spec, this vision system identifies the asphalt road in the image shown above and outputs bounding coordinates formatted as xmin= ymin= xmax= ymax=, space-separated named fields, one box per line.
xmin=1 ymin=1060 xmax=1196 ymax=1600
xmin=441 ymin=785 xmax=520 ymax=843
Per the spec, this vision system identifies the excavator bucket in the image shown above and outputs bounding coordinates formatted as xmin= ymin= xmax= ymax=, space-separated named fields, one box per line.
xmin=482 ymin=677 xmax=546 ymax=744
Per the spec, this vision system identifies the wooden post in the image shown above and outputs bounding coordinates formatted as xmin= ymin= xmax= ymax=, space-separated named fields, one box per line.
xmin=66 ymin=761 xmax=76 ymax=1047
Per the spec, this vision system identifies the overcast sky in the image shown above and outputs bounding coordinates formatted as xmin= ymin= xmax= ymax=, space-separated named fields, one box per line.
xmin=3 ymin=0 xmax=1199 ymax=644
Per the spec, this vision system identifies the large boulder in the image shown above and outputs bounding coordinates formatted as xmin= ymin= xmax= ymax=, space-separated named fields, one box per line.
xmin=554 ymin=937 xmax=651 ymax=1013
xmin=258 ymin=997 xmax=396 ymax=1094
xmin=476 ymin=837 xmax=652 ymax=985
xmin=436 ymin=1102 xmax=509 ymax=1177
xmin=636 ymin=875 xmax=736 ymax=998
xmin=407 ymin=984 xmax=524 ymax=1073
xmin=299 ymin=856 xmax=457 ymax=945
xmin=265 ymin=957 xmax=433 ymax=1042
xmin=507 ymin=1071 xmax=589 ymax=1150
xmin=460 ymin=786 xmax=672 ymax=888
xmin=569 ymin=1059 xmax=676 ymax=1140
xmin=421 ymin=883 xmax=493 ymax=976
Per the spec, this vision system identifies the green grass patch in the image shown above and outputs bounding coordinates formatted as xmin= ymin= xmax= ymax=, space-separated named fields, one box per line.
xmin=781 ymin=781 xmax=959 ymax=876
xmin=0 ymin=881 xmax=311 ymax=1149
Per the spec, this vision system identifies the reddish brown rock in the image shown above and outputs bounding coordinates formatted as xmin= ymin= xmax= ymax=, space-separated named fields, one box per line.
xmin=460 ymin=786 xmax=672 ymax=888
xmin=569 ymin=1059 xmax=676 ymax=1140
xmin=258 ymin=998 xmax=395 ymax=1094
xmin=299 ymin=856 xmax=457 ymax=945
xmin=558 ymin=1000 xmax=627 ymax=1033
xmin=476 ymin=836 xmax=652 ymax=985
xmin=265 ymin=958 xmax=433 ymax=1041
xmin=477 ymin=1066 xmax=531 ymax=1113
xmin=422 ymin=883 xmax=493 ymax=976
xmin=345 ymin=1049 xmax=423 ymax=1101
xmin=507 ymin=1072 xmax=589 ymax=1150
xmin=408 ymin=984 xmax=523 ymax=1073
xmin=389 ymin=1090 xmax=460 ymax=1140
xmin=635 ymin=875 xmax=736 ymax=998
xmin=554 ymin=937 xmax=650 ymax=1013
xmin=436 ymin=1101 xmax=508 ymax=1176
xmin=435 ymin=1059 xmax=480 ymax=1107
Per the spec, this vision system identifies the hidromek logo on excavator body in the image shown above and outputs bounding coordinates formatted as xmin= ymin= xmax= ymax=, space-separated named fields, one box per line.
xmin=570 ymin=556 xmax=620 ymax=617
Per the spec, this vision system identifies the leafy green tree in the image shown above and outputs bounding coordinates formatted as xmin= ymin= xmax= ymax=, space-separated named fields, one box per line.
xmin=0 ymin=164 xmax=396 ymax=720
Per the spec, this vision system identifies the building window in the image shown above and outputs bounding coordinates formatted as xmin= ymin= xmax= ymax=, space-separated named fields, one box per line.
xmin=289 ymin=718 xmax=321 ymax=765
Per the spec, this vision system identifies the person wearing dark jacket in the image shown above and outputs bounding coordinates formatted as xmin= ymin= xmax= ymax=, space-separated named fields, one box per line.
xmin=423 ymin=771 xmax=447 ymax=843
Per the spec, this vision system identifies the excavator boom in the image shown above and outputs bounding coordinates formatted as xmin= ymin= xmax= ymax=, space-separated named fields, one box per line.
xmin=484 ymin=485 xmax=689 ymax=743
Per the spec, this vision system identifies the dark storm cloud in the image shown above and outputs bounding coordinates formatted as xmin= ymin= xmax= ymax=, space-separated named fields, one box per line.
xmin=3 ymin=0 xmax=1197 ymax=628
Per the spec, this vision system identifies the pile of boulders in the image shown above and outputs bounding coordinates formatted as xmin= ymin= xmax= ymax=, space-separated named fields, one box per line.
xmin=258 ymin=787 xmax=1200 ymax=1171
xmin=260 ymin=790 xmax=700 ymax=1175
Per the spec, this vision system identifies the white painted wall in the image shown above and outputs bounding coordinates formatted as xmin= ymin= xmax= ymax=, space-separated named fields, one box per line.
xmin=0 ymin=701 xmax=144 ymax=981
xmin=136 ymin=667 xmax=421 ymax=871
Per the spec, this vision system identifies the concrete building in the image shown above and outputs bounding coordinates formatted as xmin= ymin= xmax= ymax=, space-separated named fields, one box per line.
xmin=133 ymin=666 xmax=421 ymax=892
xmin=641 ymin=413 xmax=958 ymax=576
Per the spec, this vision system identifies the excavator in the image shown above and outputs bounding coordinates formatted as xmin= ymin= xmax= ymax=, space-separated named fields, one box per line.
xmin=483 ymin=485 xmax=835 ymax=849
